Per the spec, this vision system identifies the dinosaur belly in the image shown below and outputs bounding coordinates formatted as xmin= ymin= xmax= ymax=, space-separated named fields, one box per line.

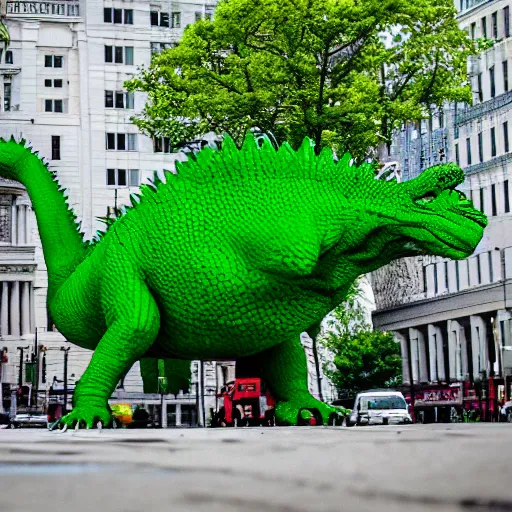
xmin=150 ymin=272 xmax=332 ymax=360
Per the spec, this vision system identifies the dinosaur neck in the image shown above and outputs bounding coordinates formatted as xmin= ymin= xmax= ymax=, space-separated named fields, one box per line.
xmin=17 ymin=156 xmax=87 ymax=299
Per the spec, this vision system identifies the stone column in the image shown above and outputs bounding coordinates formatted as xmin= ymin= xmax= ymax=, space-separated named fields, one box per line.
xmin=409 ymin=328 xmax=428 ymax=383
xmin=161 ymin=400 xmax=168 ymax=428
xmin=448 ymin=320 xmax=459 ymax=381
xmin=0 ymin=282 xmax=8 ymax=336
xmin=21 ymin=282 xmax=30 ymax=335
xmin=427 ymin=324 xmax=438 ymax=383
xmin=9 ymin=281 xmax=20 ymax=337
xmin=392 ymin=331 xmax=410 ymax=385
xmin=436 ymin=326 xmax=446 ymax=382
xmin=175 ymin=403 xmax=182 ymax=426
xmin=459 ymin=323 xmax=470 ymax=380
xmin=29 ymin=284 xmax=35 ymax=334
xmin=11 ymin=204 xmax=17 ymax=245
xmin=17 ymin=205 xmax=25 ymax=245
xmin=470 ymin=315 xmax=489 ymax=379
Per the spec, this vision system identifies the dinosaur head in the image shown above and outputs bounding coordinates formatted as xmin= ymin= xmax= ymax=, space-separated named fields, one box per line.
xmin=329 ymin=162 xmax=487 ymax=272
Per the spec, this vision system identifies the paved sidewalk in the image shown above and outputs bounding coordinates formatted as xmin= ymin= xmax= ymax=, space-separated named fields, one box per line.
xmin=0 ymin=423 xmax=510 ymax=512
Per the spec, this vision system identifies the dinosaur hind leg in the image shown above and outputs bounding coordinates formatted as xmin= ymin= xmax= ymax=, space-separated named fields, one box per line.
xmin=248 ymin=337 xmax=340 ymax=426
xmin=140 ymin=357 xmax=191 ymax=395
xmin=61 ymin=280 xmax=160 ymax=428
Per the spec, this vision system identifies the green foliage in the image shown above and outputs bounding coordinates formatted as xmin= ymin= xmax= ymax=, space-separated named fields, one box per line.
xmin=126 ymin=0 xmax=480 ymax=159
xmin=0 ymin=21 xmax=10 ymax=50
xmin=321 ymin=280 xmax=402 ymax=397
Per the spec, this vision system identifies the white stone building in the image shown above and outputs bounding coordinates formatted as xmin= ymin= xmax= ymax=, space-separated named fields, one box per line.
xmin=372 ymin=0 xmax=512 ymax=422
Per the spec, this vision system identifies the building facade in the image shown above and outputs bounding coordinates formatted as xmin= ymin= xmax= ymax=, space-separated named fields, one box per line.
xmin=372 ymin=0 xmax=512 ymax=422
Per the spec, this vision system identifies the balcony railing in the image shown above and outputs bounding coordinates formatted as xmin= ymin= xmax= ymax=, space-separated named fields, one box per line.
xmin=6 ymin=0 xmax=80 ymax=18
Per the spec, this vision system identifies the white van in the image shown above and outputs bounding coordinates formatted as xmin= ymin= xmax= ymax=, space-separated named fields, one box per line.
xmin=347 ymin=390 xmax=412 ymax=426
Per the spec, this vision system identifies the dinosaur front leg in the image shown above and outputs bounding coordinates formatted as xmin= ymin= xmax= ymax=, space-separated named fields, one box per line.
xmin=61 ymin=286 xmax=160 ymax=429
xmin=258 ymin=337 xmax=340 ymax=425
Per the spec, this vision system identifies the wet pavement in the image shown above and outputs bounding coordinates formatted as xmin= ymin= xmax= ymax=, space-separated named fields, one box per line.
xmin=0 ymin=423 xmax=510 ymax=512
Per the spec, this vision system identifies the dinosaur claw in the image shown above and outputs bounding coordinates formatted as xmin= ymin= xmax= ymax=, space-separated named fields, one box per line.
xmin=59 ymin=424 xmax=68 ymax=433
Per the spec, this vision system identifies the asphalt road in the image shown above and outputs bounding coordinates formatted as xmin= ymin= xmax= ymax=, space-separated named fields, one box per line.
xmin=0 ymin=423 xmax=510 ymax=512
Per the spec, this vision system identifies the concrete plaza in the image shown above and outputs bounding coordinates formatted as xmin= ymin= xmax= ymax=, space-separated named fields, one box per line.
xmin=0 ymin=423 xmax=510 ymax=512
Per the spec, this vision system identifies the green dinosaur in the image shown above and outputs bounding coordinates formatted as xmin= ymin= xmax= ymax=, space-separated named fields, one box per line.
xmin=0 ymin=135 xmax=486 ymax=427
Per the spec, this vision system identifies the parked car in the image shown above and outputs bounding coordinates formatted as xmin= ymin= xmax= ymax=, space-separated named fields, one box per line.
xmin=499 ymin=401 xmax=512 ymax=422
xmin=0 ymin=413 xmax=11 ymax=429
xmin=347 ymin=390 xmax=412 ymax=426
xmin=10 ymin=411 xmax=49 ymax=429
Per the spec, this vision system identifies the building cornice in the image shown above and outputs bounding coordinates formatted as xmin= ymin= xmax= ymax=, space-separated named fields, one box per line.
xmin=455 ymin=90 xmax=512 ymax=127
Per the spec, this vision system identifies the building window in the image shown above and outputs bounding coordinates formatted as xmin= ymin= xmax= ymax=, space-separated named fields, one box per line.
xmin=106 ymin=168 xmax=126 ymax=187
xmin=103 ymin=7 xmax=112 ymax=22
xmin=504 ymin=121 xmax=510 ymax=152
xmin=480 ymin=187 xmax=485 ymax=213
xmin=45 ymin=55 xmax=63 ymax=68
xmin=105 ymin=46 xmax=133 ymax=65
xmin=3 ymin=82 xmax=11 ymax=111
xmin=115 ymin=46 xmax=123 ymax=63
xmin=491 ymin=127 xmax=497 ymax=157
xmin=113 ymin=8 xmax=122 ymax=23
xmin=106 ymin=169 xmax=139 ymax=187
xmin=106 ymin=133 xmax=137 ymax=151
xmin=477 ymin=73 xmax=483 ymax=102
xmin=124 ymin=9 xmax=133 ymax=24
xmin=105 ymin=90 xmax=135 ymax=110
xmin=161 ymin=12 xmax=170 ymax=27
xmin=482 ymin=16 xmax=487 ymax=38
xmin=115 ymin=91 xmax=124 ymax=108
xmin=151 ymin=42 xmax=173 ymax=55
xmin=195 ymin=11 xmax=202 ymax=22
xmin=492 ymin=11 xmax=498 ymax=38
xmin=44 ymin=100 xmax=63 ymax=112
xmin=117 ymin=134 xmax=126 ymax=151
xmin=455 ymin=260 xmax=460 ymax=291
xmin=490 ymin=66 xmax=496 ymax=98
xmin=129 ymin=169 xmax=139 ymax=186
xmin=153 ymin=136 xmax=172 ymax=153
xmin=505 ymin=6 xmax=510 ymax=38
xmin=491 ymin=184 xmax=497 ymax=216
xmin=5 ymin=50 xmax=13 ymax=64
xmin=455 ymin=143 xmax=460 ymax=165
xmin=504 ymin=61 xmax=509 ymax=92
xmin=150 ymin=11 xmax=159 ymax=25
xmin=45 ymin=79 xmax=63 ymax=88
xmin=478 ymin=132 xmax=483 ymax=162
xmin=51 ymin=135 xmax=61 ymax=160
xmin=504 ymin=180 xmax=510 ymax=213
xmin=105 ymin=90 xmax=113 ymax=107
xmin=477 ymin=254 xmax=482 ymax=284
xmin=171 ymin=12 xmax=181 ymax=28
xmin=105 ymin=46 xmax=113 ymax=62
xmin=466 ymin=137 xmax=472 ymax=165
xmin=126 ymin=92 xmax=134 ymax=109
xmin=470 ymin=22 xmax=476 ymax=39
xmin=125 ymin=47 xmax=134 ymax=65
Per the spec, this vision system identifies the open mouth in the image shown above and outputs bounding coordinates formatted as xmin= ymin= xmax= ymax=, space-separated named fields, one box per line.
xmin=413 ymin=186 xmax=487 ymax=229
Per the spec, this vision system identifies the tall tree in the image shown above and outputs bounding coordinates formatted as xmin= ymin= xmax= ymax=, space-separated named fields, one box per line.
xmin=320 ymin=281 xmax=402 ymax=397
xmin=126 ymin=0 xmax=482 ymax=159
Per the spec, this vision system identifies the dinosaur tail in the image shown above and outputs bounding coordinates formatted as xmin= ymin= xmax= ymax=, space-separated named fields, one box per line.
xmin=0 ymin=137 xmax=88 ymax=298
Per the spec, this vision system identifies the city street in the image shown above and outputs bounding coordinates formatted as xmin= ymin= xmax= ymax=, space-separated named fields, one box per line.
xmin=0 ymin=423 xmax=510 ymax=512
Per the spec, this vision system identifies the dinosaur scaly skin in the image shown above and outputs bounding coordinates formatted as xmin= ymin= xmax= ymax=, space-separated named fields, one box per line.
xmin=0 ymin=135 xmax=487 ymax=427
